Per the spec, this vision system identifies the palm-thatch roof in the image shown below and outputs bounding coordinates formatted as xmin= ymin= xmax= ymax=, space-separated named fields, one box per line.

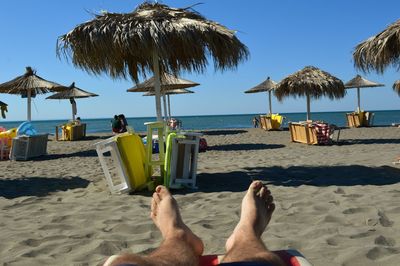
xmin=0 ymin=100 xmax=7 ymax=107
xmin=57 ymin=2 xmax=249 ymax=83
xmin=274 ymin=66 xmax=345 ymax=101
xmin=393 ymin=80 xmax=400 ymax=96
xmin=344 ymin=75 xmax=384 ymax=89
xmin=0 ymin=67 xmax=64 ymax=95
xmin=46 ymin=82 xmax=98 ymax=99
xmin=353 ymin=19 xmax=400 ymax=73
xmin=143 ymin=88 xmax=194 ymax=96
xmin=127 ymin=73 xmax=199 ymax=92
xmin=245 ymin=77 xmax=277 ymax=93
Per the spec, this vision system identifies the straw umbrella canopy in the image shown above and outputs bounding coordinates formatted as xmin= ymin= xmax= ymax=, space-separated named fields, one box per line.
xmin=127 ymin=73 xmax=199 ymax=119
xmin=344 ymin=75 xmax=384 ymax=112
xmin=393 ymin=80 xmax=400 ymax=96
xmin=0 ymin=67 xmax=65 ymax=121
xmin=46 ymin=82 xmax=98 ymax=121
xmin=143 ymin=88 xmax=194 ymax=119
xmin=353 ymin=19 xmax=400 ymax=74
xmin=0 ymin=100 xmax=7 ymax=119
xmin=57 ymin=2 xmax=249 ymax=121
xmin=244 ymin=77 xmax=277 ymax=115
xmin=275 ymin=66 xmax=346 ymax=121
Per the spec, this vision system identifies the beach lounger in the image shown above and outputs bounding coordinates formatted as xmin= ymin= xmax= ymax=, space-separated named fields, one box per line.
xmin=9 ymin=134 xmax=48 ymax=160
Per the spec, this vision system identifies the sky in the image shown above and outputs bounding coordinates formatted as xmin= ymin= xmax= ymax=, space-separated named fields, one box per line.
xmin=0 ymin=0 xmax=399 ymax=121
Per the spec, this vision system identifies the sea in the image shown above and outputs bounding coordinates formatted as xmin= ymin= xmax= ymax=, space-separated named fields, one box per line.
xmin=1 ymin=110 xmax=399 ymax=134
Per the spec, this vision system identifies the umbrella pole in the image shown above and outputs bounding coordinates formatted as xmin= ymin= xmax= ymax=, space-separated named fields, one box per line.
xmin=306 ymin=93 xmax=311 ymax=121
xmin=167 ymin=94 xmax=171 ymax=119
xmin=27 ymin=89 xmax=32 ymax=121
xmin=162 ymin=93 xmax=168 ymax=121
xmin=152 ymin=50 xmax=163 ymax=121
xmin=357 ymin=87 xmax=361 ymax=112
xmin=72 ymin=101 xmax=77 ymax=121
xmin=268 ymin=90 xmax=272 ymax=115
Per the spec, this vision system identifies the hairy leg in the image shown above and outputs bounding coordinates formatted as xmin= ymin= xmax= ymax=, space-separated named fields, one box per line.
xmin=104 ymin=186 xmax=204 ymax=266
xmin=222 ymin=181 xmax=284 ymax=266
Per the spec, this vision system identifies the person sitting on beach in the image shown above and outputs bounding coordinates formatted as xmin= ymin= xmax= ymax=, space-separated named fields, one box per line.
xmin=103 ymin=181 xmax=284 ymax=266
xmin=111 ymin=115 xmax=122 ymax=134
xmin=118 ymin=114 xmax=128 ymax=133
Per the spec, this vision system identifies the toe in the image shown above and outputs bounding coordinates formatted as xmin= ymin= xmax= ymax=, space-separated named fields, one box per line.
xmin=259 ymin=186 xmax=268 ymax=199
xmin=153 ymin=192 xmax=161 ymax=204
xmin=156 ymin=185 xmax=171 ymax=199
xmin=249 ymin=180 xmax=263 ymax=194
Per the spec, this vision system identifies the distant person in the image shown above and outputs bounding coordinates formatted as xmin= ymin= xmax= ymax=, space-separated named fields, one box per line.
xmin=111 ymin=115 xmax=121 ymax=134
xmin=75 ymin=117 xmax=81 ymax=125
xmin=118 ymin=114 xmax=128 ymax=133
xmin=253 ymin=116 xmax=259 ymax=128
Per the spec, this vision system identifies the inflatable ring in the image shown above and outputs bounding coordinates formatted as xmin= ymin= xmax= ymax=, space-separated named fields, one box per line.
xmin=17 ymin=121 xmax=37 ymax=136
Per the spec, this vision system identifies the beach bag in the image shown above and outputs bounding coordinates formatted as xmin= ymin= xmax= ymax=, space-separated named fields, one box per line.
xmin=199 ymin=137 xmax=208 ymax=152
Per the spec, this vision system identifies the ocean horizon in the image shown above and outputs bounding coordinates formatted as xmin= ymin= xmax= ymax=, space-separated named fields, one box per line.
xmin=1 ymin=109 xmax=399 ymax=134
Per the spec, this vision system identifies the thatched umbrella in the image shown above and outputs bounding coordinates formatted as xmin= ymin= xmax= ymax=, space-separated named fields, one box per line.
xmin=344 ymin=75 xmax=384 ymax=112
xmin=143 ymin=88 xmax=195 ymax=118
xmin=0 ymin=100 xmax=7 ymax=119
xmin=353 ymin=19 xmax=400 ymax=97
xmin=46 ymin=82 xmax=98 ymax=121
xmin=0 ymin=67 xmax=64 ymax=121
xmin=244 ymin=77 xmax=277 ymax=115
xmin=275 ymin=66 xmax=345 ymax=121
xmin=393 ymin=80 xmax=400 ymax=96
xmin=57 ymin=2 xmax=249 ymax=121
xmin=127 ymin=73 xmax=199 ymax=119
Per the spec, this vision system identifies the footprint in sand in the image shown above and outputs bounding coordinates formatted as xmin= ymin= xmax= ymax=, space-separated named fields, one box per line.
xmin=374 ymin=235 xmax=396 ymax=247
xmin=378 ymin=211 xmax=394 ymax=227
xmin=349 ymin=229 xmax=376 ymax=239
xmin=342 ymin=207 xmax=369 ymax=214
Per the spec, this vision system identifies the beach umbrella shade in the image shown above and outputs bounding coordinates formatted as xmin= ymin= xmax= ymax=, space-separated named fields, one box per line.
xmin=244 ymin=77 xmax=277 ymax=115
xmin=275 ymin=66 xmax=346 ymax=121
xmin=393 ymin=80 xmax=400 ymax=96
xmin=46 ymin=82 xmax=98 ymax=121
xmin=344 ymin=75 xmax=384 ymax=112
xmin=57 ymin=2 xmax=249 ymax=121
xmin=127 ymin=73 xmax=199 ymax=119
xmin=0 ymin=100 xmax=7 ymax=119
xmin=143 ymin=88 xmax=195 ymax=118
xmin=0 ymin=66 xmax=65 ymax=121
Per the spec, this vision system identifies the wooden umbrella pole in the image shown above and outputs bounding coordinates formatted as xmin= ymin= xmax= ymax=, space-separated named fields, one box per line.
xmin=306 ymin=93 xmax=311 ymax=121
xmin=268 ymin=90 xmax=272 ymax=115
xmin=357 ymin=87 xmax=361 ymax=112
xmin=167 ymin=94 xmax=171 ymax=119
xmin=162 ymin=93 xmax=168 ymax=121
xmin=27 ymin=88 xmax=32 ymax=121
xmin=72 ymin=101 xmax=76 ymax=121
xmin=152 ymin=50 xmax=163 ymax=121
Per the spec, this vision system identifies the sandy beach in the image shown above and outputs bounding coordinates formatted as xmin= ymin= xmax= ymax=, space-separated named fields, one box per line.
xmin=0 ymin=126 xmax=399 ymax=266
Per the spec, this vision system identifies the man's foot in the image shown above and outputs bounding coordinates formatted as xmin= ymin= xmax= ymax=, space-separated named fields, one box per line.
xmin=151 ymin=185 xmax=204 ymax=256
xmin=225 ymin=181 xmax=275 ymax=251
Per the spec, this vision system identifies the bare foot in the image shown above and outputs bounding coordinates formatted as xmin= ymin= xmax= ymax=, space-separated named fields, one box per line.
xmin=151 ymin=185 xmax=204 ymax=256
xmin=225 ymin=181 xmax=275 ymax=251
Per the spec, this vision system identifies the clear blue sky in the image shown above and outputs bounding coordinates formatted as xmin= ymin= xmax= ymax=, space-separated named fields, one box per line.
xmin=0 ymin=0 xmax=399 ymax=121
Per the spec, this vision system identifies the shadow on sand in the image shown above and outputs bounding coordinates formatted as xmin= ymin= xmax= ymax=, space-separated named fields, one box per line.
xmin=0 ymin=176 xmax=90 ymax=199
xmin=208 ymin=143 xmax=285 ymax=151
xmin=200 ymin=130 xmax=247 ymax=136
xmin=338 ymin=138 xmax=400 ymax=145
xmin=30 ymin=150 xmax=98 ymax=161
xmin=182 ymin=165 xmax=400 ymax=193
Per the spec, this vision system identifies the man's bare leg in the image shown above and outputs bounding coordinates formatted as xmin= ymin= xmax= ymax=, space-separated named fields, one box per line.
xmin=103 ymin=186 xmax=204 ymax=266
xmin=222 ymin=181 xmax=284 ymax=266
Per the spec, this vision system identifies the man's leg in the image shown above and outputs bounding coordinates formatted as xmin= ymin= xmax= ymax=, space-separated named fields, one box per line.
xmin=221 ymin=181 xmax=284 ymax=266
xmin=104 ymin=186 xmax=204 ymax=266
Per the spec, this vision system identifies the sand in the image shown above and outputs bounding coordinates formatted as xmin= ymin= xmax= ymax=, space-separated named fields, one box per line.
xmin=0 ymin=127 xmax=399 ymax=266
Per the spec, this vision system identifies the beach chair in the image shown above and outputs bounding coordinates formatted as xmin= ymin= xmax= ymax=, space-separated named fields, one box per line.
xmin=9 ymin=134 xmax=49 ymax=160
xmin=364 ymin=111 xmax=374 ymax=127
xmin=95 ymin=133 xmax=150 ymax=194
xmin=164 ymin=132 xmax=201 ymax=189
xmin=288 ymin=122 xmax=318 ymax=145
xmin=56 ymin=122 xmax=86 ymax=141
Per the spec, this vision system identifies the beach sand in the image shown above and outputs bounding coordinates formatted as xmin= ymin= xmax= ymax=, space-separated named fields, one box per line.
xmin=0 ymin=127 xmax=399 ymax=265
